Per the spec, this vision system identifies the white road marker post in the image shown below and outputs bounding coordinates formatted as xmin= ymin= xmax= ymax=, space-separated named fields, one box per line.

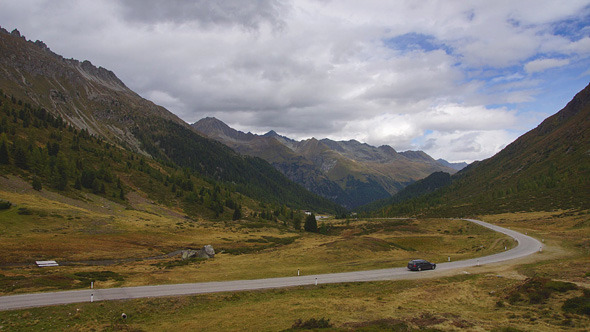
xmin=315 ymin=277 xmax=317 ymax=286
xmin=297 ymin=269 xmax=300 ymax=276
xmin=91 ymin=293 xmax=94 ymax=303
xmin=91 ymin=281 xmax=94 ymax=289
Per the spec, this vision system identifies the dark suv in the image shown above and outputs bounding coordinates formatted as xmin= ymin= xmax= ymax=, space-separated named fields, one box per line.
xmin=407 ymin=259 xmax=436 ymax=271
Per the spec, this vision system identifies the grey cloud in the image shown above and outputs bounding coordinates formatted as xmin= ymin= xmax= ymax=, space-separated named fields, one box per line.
xmin=119 ymin=0 xmax=288 ymax=30
xmin=3 ymin=0 xmax=589 ymax=163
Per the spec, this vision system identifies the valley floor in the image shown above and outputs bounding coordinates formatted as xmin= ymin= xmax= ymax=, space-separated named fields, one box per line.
xmin=0 ymin=177 xmax=589 ymax=330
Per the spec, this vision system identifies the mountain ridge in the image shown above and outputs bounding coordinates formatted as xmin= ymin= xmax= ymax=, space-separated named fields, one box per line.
xmin=0 ymin=26 xmax=342 ymax=213
xmin=0 ymin=27 xmax=188 ymax=155
xmin=193 ymin=117 xmax=461 ymax=209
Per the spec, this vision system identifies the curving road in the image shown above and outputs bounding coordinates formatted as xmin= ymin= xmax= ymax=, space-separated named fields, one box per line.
xmin=0 ymin=219 xmax=542 ymax=311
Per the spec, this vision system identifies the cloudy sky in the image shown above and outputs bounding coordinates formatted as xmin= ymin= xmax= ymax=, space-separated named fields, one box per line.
xmin=2 ymin=0 xmax=590 ymax=162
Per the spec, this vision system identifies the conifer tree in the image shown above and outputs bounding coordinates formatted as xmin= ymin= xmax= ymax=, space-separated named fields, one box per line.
xmin=0 ymin=135 xmax=9 ymax=164
xmin=304 ymin=213 xmax=318 ymax=233
xmin=13 ymin=145 xmax=29 ymax=169
xmin=232 ymin=205 xmax=242 ymax=221
xmin=32 ymin=176 xmax=42 ymax=191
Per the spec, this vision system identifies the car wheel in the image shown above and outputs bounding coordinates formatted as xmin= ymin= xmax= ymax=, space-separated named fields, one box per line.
xmin=432 ymin=265 xmax=436 ymax=270
xmin=418 ymin=267 xmax=422 ymax=271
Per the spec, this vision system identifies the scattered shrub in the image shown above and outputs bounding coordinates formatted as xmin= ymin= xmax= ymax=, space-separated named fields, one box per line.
xmin=491 ymin=328 xmax=525 ymax=332
xmin=562 ymin=290 xmax=590 ymax=316
xmin=292 ymin=317 xmax=333 ymax=329
xmin=73 ymin=271 xmax=124 ymax=286
xmin=152 ymin=257 xmax=206 ymax=269
xmin=545 ymin=280 xmax=578 ymax=293
xmin=508 ymin=292 xmax=521 ymax=304
xmin=17 ymin=207 xmax=32 ymax=215
xmin=0 ymin=199 xmax=11 ymax=209
xmin=345 ymin=318 xmax=409 ymax=331
xmin=32 ymin=176 xmax=42 ymax=191
xmin=506 ymin=277 xmax=578 ymax=304
xmin=262 ymin=236 xmax=298 ymax=245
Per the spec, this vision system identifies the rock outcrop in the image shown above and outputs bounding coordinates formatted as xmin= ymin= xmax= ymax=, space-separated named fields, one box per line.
xmin=181 ymin=245 xmax=215 ymax=260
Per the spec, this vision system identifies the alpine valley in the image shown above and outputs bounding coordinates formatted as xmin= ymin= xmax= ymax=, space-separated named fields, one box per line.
xmin=193 ymin=117 xmax=461 ymax=209
xmin=1 ymin=24 xmax=590 ymax=332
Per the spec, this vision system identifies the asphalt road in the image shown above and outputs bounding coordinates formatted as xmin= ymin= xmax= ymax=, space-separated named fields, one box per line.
xmin=0 ymin=219 xmax=543 ymax=311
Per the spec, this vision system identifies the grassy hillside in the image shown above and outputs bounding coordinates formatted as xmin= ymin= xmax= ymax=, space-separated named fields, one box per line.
xmin=0 ymin=91 xmax=321 ymax=225
xmin=357 ymin=171 xmax=452 ymax=214
xmin=375 ymin=83 xmax=590 ymax=217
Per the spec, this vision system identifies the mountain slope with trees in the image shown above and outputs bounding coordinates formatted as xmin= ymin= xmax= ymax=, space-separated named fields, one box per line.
xmin=376 ymin=82 xmax=590 ymax=216
xmin=0 ymin=27 xmax=342 ymax=215
xmin=193 ymin=117 xmax=458 ymax=209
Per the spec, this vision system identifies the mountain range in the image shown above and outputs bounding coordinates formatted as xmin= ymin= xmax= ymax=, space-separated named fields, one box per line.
xmin=1 ymin=25 xmax=587 ymax=218
xmin=0 ymin=27 xmax=341 ymax=214
xmin=192 ymin=117 xmax=460 ymax=209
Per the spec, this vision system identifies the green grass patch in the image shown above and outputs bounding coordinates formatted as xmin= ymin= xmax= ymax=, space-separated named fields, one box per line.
xmin=221 ymin=244 xmax=276 ymax=255
xmin=506 ymin=277 xmax=578 ymax=304
xmin=152 ymin=257 xmax=207 ymax=269
xmin=73 ymin=271 xmax=124 ymax=286
xmin=16 ymin=207 xmax=33 ymax=215
xmin=562 ymin=289 xmax=590 ymax=316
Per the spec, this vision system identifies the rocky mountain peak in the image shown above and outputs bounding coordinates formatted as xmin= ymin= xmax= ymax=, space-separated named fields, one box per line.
xmin=0 ymin=28 xmax=187 ymax=153
xmin=192 ymin=117 xmax=255 ymax=142
xmin=191 ymin=117 xmax=459 ymax=208
xmin=10 ymin=29 xmax=20 ymax=37
xmin=378 ymin=145 xmax=398 ymax=155
xmin=264 ymin=130 xmax=279 ymax=137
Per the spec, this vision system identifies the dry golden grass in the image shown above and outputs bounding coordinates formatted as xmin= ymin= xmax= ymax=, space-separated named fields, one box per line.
xmin=1 ymin=273 xmax=588 ymax=331
xmin=2 ymin=177 xmax=588 ymax=331
xmin=480 ymin=210 xmax=590 ymax=285
xmin=1 ymin=178 xmax=514 ymax=295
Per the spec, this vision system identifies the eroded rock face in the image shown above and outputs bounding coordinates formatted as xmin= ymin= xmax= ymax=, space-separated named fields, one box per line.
xmin=0 ymin=27 xmax=188 ymax=156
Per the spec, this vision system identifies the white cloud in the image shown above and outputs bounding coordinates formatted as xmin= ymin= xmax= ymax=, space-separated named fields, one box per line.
xmin=525 ymin=58 xmax=570 ymax=74
xmin=420 ymin=129 xmax=521 ymax=163
xmin=1 ymin=0 xmax=590 ymax=163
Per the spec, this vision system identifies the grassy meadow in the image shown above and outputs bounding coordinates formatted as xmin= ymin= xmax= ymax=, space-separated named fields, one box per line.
xmin=1 ymin=174 xmax=513 ymax=294
xmin=1 ymin=177 xmax=589 ymax=331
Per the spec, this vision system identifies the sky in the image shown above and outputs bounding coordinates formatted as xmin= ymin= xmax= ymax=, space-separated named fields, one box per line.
xmin=2 ymin=0 xmax=590 ymax=163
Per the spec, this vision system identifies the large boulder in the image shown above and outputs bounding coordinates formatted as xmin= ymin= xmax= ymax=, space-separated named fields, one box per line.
xmin=181 ymin=245 xmax=215 ymax=260
xmin=181 ymin=249 xmax=198 ymax=260
xmin=199 ymin=245 xmax=215 ymax=258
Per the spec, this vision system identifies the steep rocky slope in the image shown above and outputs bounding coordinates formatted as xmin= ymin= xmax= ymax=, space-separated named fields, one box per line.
xmin=0 ymin=28 xmax=187 ymax=155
